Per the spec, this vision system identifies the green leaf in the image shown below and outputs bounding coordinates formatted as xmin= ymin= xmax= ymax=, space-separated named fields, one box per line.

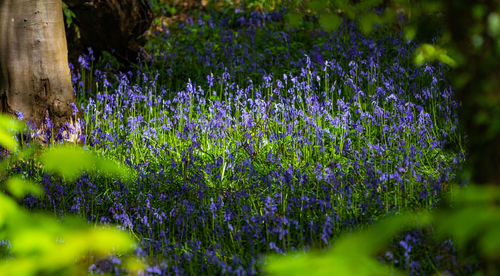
xmin=472 ymin=5 xmax=487 ymax=20
xmin=413 ymin=44 xmax=457 ymax=67
xmin=0 ymin=193 xmax=21 ymax=226
xmin=335 ymin=212 xmax=432 ymax=254
xmin=436 ymin=206 xmax=500 ymax=251
xmin=82 ymin=227 xmax=136 ymax=254
xmin=319 ymin=13 xmax=342 ymax=32
xmin=266 ymin=249 xmax=399 ymax=276
xmin=360 ymin=12 xmax=382 ymax=34
xmin=355 ymin=0 xmax=383 ymax=11
xmin=41 ymin=146 xmax=94 ymax=181
xmin=0 ymin=258 xmax=38 ymax=276
xmin=5 ymin=212 xmax=135 ymax=272
xmin=6 ymin=176 xmax=44 ymax=199
xmin=124 ymin=257 xmax=146 ymax=274
xmin=40 ymin=145 xmax=132 ymax=181
xmin=10 ymin=223 xmax=59 ymax=255
xmin=404 ymin=26 xmax=417 ymax=41
xmin=414 ymin=51 xmax=425 ymax=65
xmin=0 ymin=114 xmax=23 ymax=132
xmin=437 ymin=52 xmax=457 ymax=67
xmin=421 ymin=2 xmax=441 ymax=13
xmin=488 ymin=12 xmax=500 ymax=37
xmin=480 ymin=223 xmax=500 ymax=257
xmin=285 ymin=12 xmax=302 ymax=29
xmin=0 ymin=131 xmax=19 ymax=152
xmin=0 ymin=114 xmax=24 ymax=152
xmin=94 ymin=155 xmax=133 ymax=181
xmin=450 ymin=185 xmax=500 ymax=205
xmin=265 ymin=212 xmax=431 ymax=276
xmin=307 ymin=0 xmax=328 ymax=14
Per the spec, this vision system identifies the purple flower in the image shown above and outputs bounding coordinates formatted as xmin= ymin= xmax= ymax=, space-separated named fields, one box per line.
xmin=78 ymin=55 xmax=90 ymax=70
xmin=210 ymin=198 xmax=217 ymax=218
xmin=46 ymin=117 xmax=53 ymax=129
xmin=146 ymin=266 xmax=162 ymax=274
xmin=70 ymin=103 xmax=79 ymax=115
xmin=16 ymin=111 xmax=23 ymax=121
xmin=269 ymin=242 xmax=282 ymax=253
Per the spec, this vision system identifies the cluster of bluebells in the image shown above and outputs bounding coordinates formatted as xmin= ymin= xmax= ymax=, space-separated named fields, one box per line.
xmin=16 ymin=9 xmax=469 ymax=276
xmin=141 ymin=8 xmax=392 ymax=91
xmin=379 ymin=231 xmax=477 ymax=275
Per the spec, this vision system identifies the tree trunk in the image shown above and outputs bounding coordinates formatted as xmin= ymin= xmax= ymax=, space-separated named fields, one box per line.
xmin=65 ymin=0 xmax=153 ymax=64
xmin=0 ymin=0 xmax=76 ymax=133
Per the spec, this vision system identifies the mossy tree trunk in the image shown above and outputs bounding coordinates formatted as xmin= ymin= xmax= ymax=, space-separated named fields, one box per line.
xmin=0 ymin=0 xmax=76 ymax=131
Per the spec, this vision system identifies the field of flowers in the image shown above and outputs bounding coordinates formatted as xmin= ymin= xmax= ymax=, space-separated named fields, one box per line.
xmin=7 ymin=7 xmax=469 ymax=275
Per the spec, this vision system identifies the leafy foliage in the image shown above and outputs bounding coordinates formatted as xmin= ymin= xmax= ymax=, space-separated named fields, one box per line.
xmin=41 ymin=145 xmax=132 ymax=182
xmin=266 ymin=185 xmax=500 ymax=275
xmin=7 ymin=1 xmax=492 ymax=274
xmin=265 ymin=1 xmax=500 ymax=275
xmin=0 ymin=114 xmax=139 ymax=275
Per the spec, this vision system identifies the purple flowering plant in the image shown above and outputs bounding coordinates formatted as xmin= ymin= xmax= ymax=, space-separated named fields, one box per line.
xmin=2 ymin=5 xmax=476 ymax=276
xmin=0 ymin=114 xmax=140 ymax=275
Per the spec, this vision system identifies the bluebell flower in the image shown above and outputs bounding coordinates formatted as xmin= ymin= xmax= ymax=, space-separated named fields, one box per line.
xmin=78 ymin=55 xmax=90 ymax=70
xmin=16 ymin=111 xmax=23 ymax=121
xmin=46 ymin=117 xmax=53 ymax=129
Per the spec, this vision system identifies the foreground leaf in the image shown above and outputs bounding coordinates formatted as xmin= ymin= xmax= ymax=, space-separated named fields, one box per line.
xmin=40 ymin=145 xmax=132 ymax=181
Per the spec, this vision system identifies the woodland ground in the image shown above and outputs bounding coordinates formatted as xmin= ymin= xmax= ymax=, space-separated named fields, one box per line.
xmin=5 ymin=5 xmax=472 ymax=276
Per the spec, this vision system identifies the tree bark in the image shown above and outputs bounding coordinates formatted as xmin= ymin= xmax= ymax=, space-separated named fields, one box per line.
xmin=0 ymin=0 xmax=76 ymax=132
xmin=65 ymin=0 xmax=153 ymax=64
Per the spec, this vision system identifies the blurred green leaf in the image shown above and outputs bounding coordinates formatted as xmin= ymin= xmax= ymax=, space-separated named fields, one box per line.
xmin=0 ymin=202 xmax=135 ymax=274
xmin=266 ymin=249 xmax=399 ymax=276
xmin=437 ymin=52 xmax=457 ymax=67
xmin=10 ymin=225 xmax=59 ymax=255
xmin=335 ymin=212 xmax=432 ymax=254
xmin=41 ymin=146 xmax=94 ymax=181
xmin=41 ymin=226 xmax=135 ymax=267
xmin=414 ymin=51 xmax=425 ymax=65
xmin=0 ymin=258 xmax=38 ymax=276
xmin=420 ymin=1 xmax=441 ymax=13
xmin=0 ymin=131 xmax=18 ymax=152
xmin=404 ymin=26 xmax=417 ymax=41
xmin=355 ymin=0 xmax=383 ymax=11
xmin=319 ymin=13 xmax=342 ymax=32
xmin=95 ymin=157 xmax=132 ymax=181
xmin=0 ymin=114 xmax=23 ymax=152
xmin=0 ymin=193 xmax=21 ymax=227
xmin=440 ymin=186 xmax=500 ymax=254
xmin=6 ymin=176 xmax=44 ymax=199
xmin=307 ymin=0 xmax=328 ymax=14
xmin=472 ymin=5 xmax=487 ymax=20
xmin=0 ymin=114 xmax=23 ymax=132
xmin=414 ymin=44 xmax=457 ymax=67
xmin=488 ymin=12 xmax=500 ymax=37
xmin=436 ymin=206 xmax=500 ymax=252
xmin=40 ymin=145 xmax=132 ymax=181
xmin=82 ymin=227 xmax=135 ymax=254
xmin=450 ymin=185 xmax=500 ymax=205
xmin=266 ymin=212 xmax=431 ymax=276
xmin=471 ymin=34 xmax=484 ymax=50
xmin=0 ymin=113 xmax=137 ymax=274
xmin=285 ymin=12 xmax=302 ymax=28
xmin=480 ymin=223 xmax=500 ymax=257
xmin=330 ymin=0 xmax=354 ymax=18
xmin=124 ymin=256 xmax=146 ymax=274
xmin=360 ymin=12 xmax=382 ymax=34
